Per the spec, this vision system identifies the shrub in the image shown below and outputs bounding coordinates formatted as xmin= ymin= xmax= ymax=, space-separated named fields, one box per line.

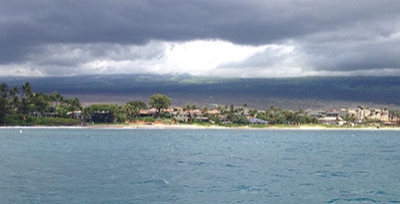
xmin=144 ymin=117 xmax=155 ymax=123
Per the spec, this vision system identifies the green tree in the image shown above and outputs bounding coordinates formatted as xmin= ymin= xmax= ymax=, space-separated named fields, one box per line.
xmin=249 ymin=109 xmax=258 ymax=117
xmin=201 ymin=106 xmax=208 ymax=115
xmin=116 ymin=105 xmax=127 ymax=122
xmin=32 ymin=92 xmax=51 ymax=114
xmin=65 ymin=97 xmax=82 ymax=111
xmin=229 ymin=104 xmax=235 ymax=113
xmin=53 ymin=97 xmax=82 ymax=117
xmin=8 ymin=86 xmax=19 ymax=114
xmin=0 ymin=83 xmax=14 ymax=124
xmin=0 ymin=95 xmax=7 ymax=124
xmin=0 ymin=83 xmax=8 ymax=98
xmin=20 ymin=82 xmax=34 ymax=114
xmin=1 ymin=83 xmax=12 ymax=118
xmin=51 ymin=91 xmax=63 ymax=107
xmin=235 ymin=115 xmax=250 ymax=124
xmin=21 ymin=82 xmax=33 ymax=99
xmin=84 ymin=104 xmax=119 ymax=123
xmin=149 ymin=94 xmax=171 ymax=118
xmin=124 ymin=100 xmax=148 ymax=120
xmin=184 ymin=103 xmax=196 ymax=123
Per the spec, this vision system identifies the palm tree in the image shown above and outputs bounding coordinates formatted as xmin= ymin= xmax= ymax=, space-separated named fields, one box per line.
xmin=201 ymin=106 xmax=208 ymax=116
xmin=249 ymin=109 xmax=258 ymax=117
xmin=51 ymin=91 xmax=63 ymax=107
xmin=184 ymin=104 xmax=194 ymax=123
xmin=21 ymin=82 xmax=33 ymax=99
xmin=66 ymin=97 xmax=82 ymax=112
xmin=32 ymin=92 xmax=51 ymax=115
xmin=229 ymin=104 xmax=235 ymax=113
xmin=124 ymin=100 xmax=147 ymax=120
xmin=9 ymin=86 xmax=19 ymax=99
xmin=0 ymin=83 xmax=8 ymax=98
xmin=124 ymin=103 xmax=134 ymax=120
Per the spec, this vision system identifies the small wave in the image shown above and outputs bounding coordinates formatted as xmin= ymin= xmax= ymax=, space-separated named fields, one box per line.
xmin=313 ymin=170 xmax=347 ymax=178
xmin=237 ymin=184 xmax=268 ymax=194
xmin=189 ymin=161 xmax=209 ymax=166
xmin=298 ymin=182 xmax=313 ymax=186
xmin=327 ymin=197 xmax=377 ymax=203
xmin=138 ymin=179 xmax=170 ymax=186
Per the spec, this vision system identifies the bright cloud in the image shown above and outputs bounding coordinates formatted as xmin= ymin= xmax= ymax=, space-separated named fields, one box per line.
xmin=1 ymin=0 xmax=400 ymax=77
xmin=162 ymin=40 xmax=268 ymax=76
xmin=1 ymin=40 xmax=291 ymax=77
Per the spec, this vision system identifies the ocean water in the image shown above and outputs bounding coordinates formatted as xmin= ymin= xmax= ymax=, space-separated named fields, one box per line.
xmin=0 ymin=128 xmax=399 ymax=203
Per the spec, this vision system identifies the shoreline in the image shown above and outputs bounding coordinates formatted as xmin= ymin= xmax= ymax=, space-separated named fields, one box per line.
xmin=1 ymin=124 xmax=400 ymax=131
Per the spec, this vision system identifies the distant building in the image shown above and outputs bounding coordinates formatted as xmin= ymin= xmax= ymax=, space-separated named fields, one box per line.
xmin=249 ymin=118 xmax=269 ymax=125
xmin=206 ymin=109 xmax=220 ymax=115
xmin=139 ymin=109 xmax=157 ymax=117
xmin=174 ymin=112 xmax=189 ymax=122
xmin=306 ymin=109 xmax=326 ymax=118
xmin=339 ymin=107 xmax=389 ymax=123
xmin=319 ymin=116 xmax=344 ymax=126
xmin=326 ymin=111 xmax=338 ymax=118
xmin=67 ymin=111 xmax=83 ymax=120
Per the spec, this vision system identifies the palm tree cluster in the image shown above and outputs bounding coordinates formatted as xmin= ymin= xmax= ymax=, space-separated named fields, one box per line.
xmin=0 ymin=82 xmax=82 ymax=124
xmin=0 ymin=82 xmax=322 ymax=126
xmin=83 ymin=101 xmax=149 ymax=123
xmin=256 ymin=106 xmax=319 ymax=125
xmin=83 ymin=94 xmax=170 ymax=123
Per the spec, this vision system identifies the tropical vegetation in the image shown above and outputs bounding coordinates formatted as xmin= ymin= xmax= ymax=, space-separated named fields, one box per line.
xmin=1 ymin=82 xmax=82 ymax=126
xmin=0 ymin=82 xmax=397 ymax=127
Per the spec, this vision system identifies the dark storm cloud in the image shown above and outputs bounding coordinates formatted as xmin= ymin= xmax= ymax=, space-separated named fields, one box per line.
xmin=1 ymin=0 xmax=400 ymax=76
xmin=304 ymin=39 xmax=400 ymax=71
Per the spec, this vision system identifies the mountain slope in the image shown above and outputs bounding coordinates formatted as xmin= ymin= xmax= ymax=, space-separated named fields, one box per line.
xmin=1 ymin=75 xmax=399 ymax=109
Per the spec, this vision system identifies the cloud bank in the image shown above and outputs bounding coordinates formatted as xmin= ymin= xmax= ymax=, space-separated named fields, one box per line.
xmin=1 ymin=0 xmax=400 ymax=77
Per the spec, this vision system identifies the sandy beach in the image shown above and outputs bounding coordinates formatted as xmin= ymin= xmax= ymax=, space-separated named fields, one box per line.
xmin=3 ymin=123 xmax=399 ymax=131
xmin=82 ymin=122 xmax=400 ymax=130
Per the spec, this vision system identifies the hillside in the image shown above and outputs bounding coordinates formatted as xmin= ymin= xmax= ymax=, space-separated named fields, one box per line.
xmin=1 ymin=75 xmax=399 ymax=110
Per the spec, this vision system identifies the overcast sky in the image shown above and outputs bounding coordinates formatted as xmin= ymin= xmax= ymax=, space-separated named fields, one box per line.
xmin=1 ymin=0 xmax=400 ymax=77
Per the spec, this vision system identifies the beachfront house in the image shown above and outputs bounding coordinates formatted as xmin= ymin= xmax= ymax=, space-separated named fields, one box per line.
xmin=249 ymin=118 xmax=269 ymax=125
xmin=319 ymin=116 xmax=344 ymax=125
xmin=174 ymin=109 xmax=210 ymax=123
xmin=67 ymin=110 xmax=83 ymax=120
xmin=174 ymin=112 xmax=190 ymax=122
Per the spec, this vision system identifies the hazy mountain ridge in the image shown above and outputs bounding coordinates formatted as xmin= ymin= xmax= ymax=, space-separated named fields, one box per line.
xmin=1 ymin=75 xmax=399 ymax=110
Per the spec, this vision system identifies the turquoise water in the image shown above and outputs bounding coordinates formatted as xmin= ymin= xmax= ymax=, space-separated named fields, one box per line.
xmin=0 ymin=128 xmax=399 ymax=203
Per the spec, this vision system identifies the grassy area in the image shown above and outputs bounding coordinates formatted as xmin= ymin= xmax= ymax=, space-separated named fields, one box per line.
xmin=4 ymin=115 xmax=82 ymax=126
xmin=3 ymin=115 xmax=395 ymax=129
